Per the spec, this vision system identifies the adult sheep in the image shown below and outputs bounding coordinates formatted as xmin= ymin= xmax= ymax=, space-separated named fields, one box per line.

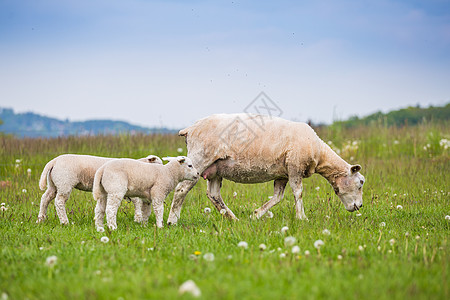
xmin=37 ymin=154 xmax=163 ymax=225
xmin=167 ymin=113 xmax=365 ymax=225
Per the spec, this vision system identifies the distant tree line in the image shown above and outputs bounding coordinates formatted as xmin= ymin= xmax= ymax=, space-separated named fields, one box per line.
xmin=334 ymin=103 xmax=449 ymax=128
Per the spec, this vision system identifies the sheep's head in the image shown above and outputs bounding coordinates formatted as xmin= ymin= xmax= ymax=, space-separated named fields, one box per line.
xmin=334 ymin=165 xmax=365 ymax=212
xmin=163 ymin=156 xmax=199 ymax=181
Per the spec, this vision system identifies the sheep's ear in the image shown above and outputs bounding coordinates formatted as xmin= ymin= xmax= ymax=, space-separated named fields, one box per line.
xmin=147 ymin=156 xmax=157 ymax=163
xmin=177 ymin=157 xmax=186 ymax=164
xmin=162 ymin=157 xmax=174 ymax=162
xmin=350 ymin=164 xmax=361 ymax=174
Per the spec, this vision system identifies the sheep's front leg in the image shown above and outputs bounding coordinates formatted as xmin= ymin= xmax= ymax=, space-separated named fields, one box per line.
xmin=105 ymin=193 xmax=123 ymax=230
xmin=54 ymin=191 xmax=71 ymax=225
xmin=36 ymin=186 xmax=56 ymax=223
xmin=253 ymin=178 xmax=288 ymax=219
xmin=167 ymin=180 xmax=198 ymax=225
xmin=289 ymin=176 xmax=308 ymax=220
xmin=207 ymin=177 xmax=238 ymax=220
xmin=152 ymin=198 xmax=164 ymax=228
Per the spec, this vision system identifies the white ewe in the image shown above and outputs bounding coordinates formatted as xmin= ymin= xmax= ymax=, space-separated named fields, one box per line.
xmin=93 ymin=156 xmax=199 ymax=230
xmin=37 ymin=154 xmax=162 ymax=224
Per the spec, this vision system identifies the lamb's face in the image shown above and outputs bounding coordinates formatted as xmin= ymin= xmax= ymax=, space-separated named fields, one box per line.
xmin=334 ymin=165 xmax=365 ymax=212
xmin=178 ymin=157 xmax=199 ymax=181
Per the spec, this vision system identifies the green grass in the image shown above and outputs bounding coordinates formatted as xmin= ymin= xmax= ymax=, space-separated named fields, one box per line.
xmin=1 ymin=124 xmax=449 ymax=300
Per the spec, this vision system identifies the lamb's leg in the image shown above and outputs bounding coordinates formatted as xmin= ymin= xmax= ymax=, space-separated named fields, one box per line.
xmin=253 ymin=178 xmax=288 ymax=219
xmin=152 ymin=198 xmax=164 ymax=228
xmin=105 ymin=193 xmax=123 ymax=230
xmin=130 ymin=197 xmax=143 ymax=223
xmin=36 ymin=186 xmax=56 ymax=223
xmin=206 ymin=177 xmax=238 ymax=220
xmin=141 ymin=201 xmax=152 ymax=224
xmin=94 ymin=192 xmax=107 ymax=230
xmin=54 ymin=191 xmax=71 ymax=225
xmin=289 ymin=176 xmax=308 ymax=220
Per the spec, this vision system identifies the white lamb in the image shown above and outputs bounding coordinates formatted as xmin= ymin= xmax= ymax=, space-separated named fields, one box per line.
xmin=93 ymin=156 xmax=199 ymax=230
xmin=37 ymin=154 xmax=163 ymax=224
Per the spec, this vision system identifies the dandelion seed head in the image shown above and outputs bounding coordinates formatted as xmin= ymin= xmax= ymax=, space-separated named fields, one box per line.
xmin=379 ymin=222 xmax=386 ymax=227
xmin=358 ymin=245 xmax=364 ymax=251
xmin=266 ymin=211 xmax=274 ymax=218
xmin=279 ymin=253 xmax=286 ymax=258
xmin=291 ymin=245 xmax=300 ymax=254
xmin=322 ymin=229 xmax=331 ymax=236
xmin=177 ymin=148 xmax=183 ymax=153
xmin=97 ymin=227 xmax=105 ymax=233
xmin=314 ymin=240 xmax=324 ymax=249
xmin=337 ymin=255 xmax=343 ymax=260
xmin=445 ymin=215 xmax=450 ymax=220
xmin=284 ymin=236 xmax=297 ymax=247
xmin=203 ymin=253 xmax=215 ymax=262
xmin=281 ymin=226 xmax=289 ymax=234
xmin=233 ymin=191 xmax=237 ymax=197
xmin=304 ymin=250 xmax=310 ymax=256
xmin=389 ymin=239 xmax=395 ymax=246
xmin=100 ymin=236 xmax=109 ymax=243
xmin=237 ymin=241 xmax=248 ymax=249
xmin=203 ymin=207 xmax=211 ymax=214
xmin=396 ymin=205 xmax=403 ymax=210
xmin=45 ymin=255 xmax=57 ymax=267
xmin=259 ymin=243 xmax=267 ymax=251
xmin=219 ymin=209 xmax=226 ymax=215
xmin=179 ymin=280 xmax=201 ymax=298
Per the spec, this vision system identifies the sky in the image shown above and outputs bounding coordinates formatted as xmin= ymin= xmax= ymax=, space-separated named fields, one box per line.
xmin=0 ymin=0 xmax=449 ymax=129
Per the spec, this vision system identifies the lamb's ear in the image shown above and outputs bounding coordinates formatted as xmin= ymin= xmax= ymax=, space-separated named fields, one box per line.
xmin=147 ymin=156 xmax=157 ymax=163
xmin=162 ymin=157 xmax=174 ymax=162
xmin=177 ymin=157 xmax=186 ymax=164
xmin=350 ymin=164 xmax=361 ymax=174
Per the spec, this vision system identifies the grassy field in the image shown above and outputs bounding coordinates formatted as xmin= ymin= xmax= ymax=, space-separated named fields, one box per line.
xmin=0 ymin=122 xmax=449 ymax=299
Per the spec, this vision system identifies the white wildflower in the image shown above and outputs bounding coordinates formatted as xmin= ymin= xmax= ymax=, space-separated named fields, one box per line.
xmin=358 ymin=245 xmax=364 ymax=251
xmin=315 ymin=186 xmax=320 ymax=191
xmin=279 ymin=253 xmax=286 ymax=258
xmin=445 ymin=215 xmax=450 ymax=220
xmin=100 ymin=236 xmax=109 ymax=243
xmin=322 ymin=229 xmax=331 ymax=236
xmin=394 ymin=140 xmax=399 ymax=145
xmin=356 ymin=213 xmax=362 ymax=217
xmin=337 ymin=255 xmax=343 ymax=260
xmin=0 ymin=206 xmax=7 ymax=212
xmin=237 ymin=241 xmax=248 ymax=249
xmin=227 ymin=255 xmax=233 ymax=260
xmin=415 ymin=235 xmax=420 ymax=240
xmin=379 ymin=222 xmax=386 ymax=227
xmin=27 ymin=168 xmax=32 ymax=174
xmin=281 ymin=226 xmax=289 ymax=234
xmin=219 ymin=209 xmax=226 ymax=215
xmin=22 ymin=189 xmax=27 ymax=193
xmin=1 ymin=292 xmax=8 ymax=300
xmin=377 ymin=246 xmax=381 ymax=251
xmin=45 ymin=255 xmax=57 ymax=267
xmin=396 ymin=205 xmax=403 ymax=210
xmin=291 ymin=245 xmax=300 ymax=254
xmin=97 ymin=227 xmax=105 ymax=233
xmin=314 ymin=240 xmax=324 ymax=249
xmin=179 ymin=280 xmax=201 ymax=298
xmin=203 ymin=253 xmax=215 ymax=262
xmin=259 ymin=243 xmax=267 ymax=251
xmin=203 ymin=207 xmax=211 ymax=214
xmin=177 ymin=148 xmax=183 ymax=153
xmin=39 ymin=246 xmax=44 ymax=250
xmin=284 ymin=236 xmax=297 ymax=247
xmin=304 ymin=250 xmax=310 ymax=257
xmin=389 ymin=239 xmax=395 ymax=246
xmin=266 ymin=211 xmax=274 ymax=219
xmin=233 ymin=191 xmax=237 ymax=197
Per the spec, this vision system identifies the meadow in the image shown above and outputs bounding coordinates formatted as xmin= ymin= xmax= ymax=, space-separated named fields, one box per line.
xmin=0 ymin=122 xmax=449 ymax=299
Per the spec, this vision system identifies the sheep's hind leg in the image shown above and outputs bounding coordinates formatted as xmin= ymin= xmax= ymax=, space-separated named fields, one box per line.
xmin=130 ymin=197 xmax=143 ymax=223
xmin=207 ymin=177 xmax=238 ymax=220
xmin=36 ymin=186 xmax=56 ymax=223
xmin=141 ymin=201 xmax=152 ymax=224
xmin=152 ymin=198 xmax=164 ymax=228
xmin=253 ymin=178 xmax=288 ymax=219
xmin=105 ymin=193 xmax=123 ymax=230
xmin=94 ymin=193 xmax=107 ymax=230
xmin=54 ymin=191 xmax=71 ymax=225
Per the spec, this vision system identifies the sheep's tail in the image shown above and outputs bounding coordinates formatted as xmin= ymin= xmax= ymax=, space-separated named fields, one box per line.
xmin=92 ymin=165 xmax=105 ymax=201
xmin=39 ymin=159 xmax=56 ymax=191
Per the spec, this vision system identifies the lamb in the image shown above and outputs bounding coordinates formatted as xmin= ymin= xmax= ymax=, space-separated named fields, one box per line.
xmin=166 ymin=113 xmax=365 ymax=225
xmin=93 ymin=156 xmax=199 ymax=230
xmin=37 ymin=154 xmax=163 ymax=224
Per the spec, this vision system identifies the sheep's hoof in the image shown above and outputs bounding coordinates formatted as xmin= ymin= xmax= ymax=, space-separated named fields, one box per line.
xmin=36 ymin=216 xmax=46 ymax=223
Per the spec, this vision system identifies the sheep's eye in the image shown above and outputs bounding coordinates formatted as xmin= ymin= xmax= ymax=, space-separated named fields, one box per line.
xmin=188 ymin=165 xmax=193 ymax=168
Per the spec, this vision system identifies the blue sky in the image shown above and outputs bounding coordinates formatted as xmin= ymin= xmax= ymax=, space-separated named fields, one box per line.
xmin=1 ymin=0 xmax=449 ymax=128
